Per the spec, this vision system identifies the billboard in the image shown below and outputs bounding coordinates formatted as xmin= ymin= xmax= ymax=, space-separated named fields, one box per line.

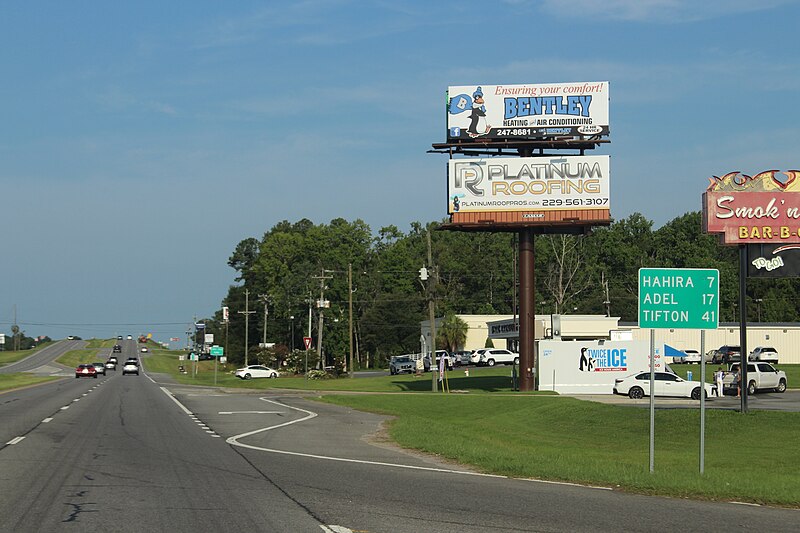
xmin=703 ymin=170 xmax=800 ymax=244
xmin=748 ymin=243 xmax=800 ymax=278
xmin=448 ymin=155 xmax=610 ymax=217
xmin=447 ymin=82 xmax=609 ymax=142
xmin=538 ymin=340 xmax=665 ymax=394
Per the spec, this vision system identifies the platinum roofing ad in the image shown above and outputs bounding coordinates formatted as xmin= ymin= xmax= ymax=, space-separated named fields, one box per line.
xmin=448 ymin=155 xmax=610 ymax=214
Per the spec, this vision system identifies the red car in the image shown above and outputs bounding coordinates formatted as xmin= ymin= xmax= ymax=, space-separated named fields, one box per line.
xmin=75 ymin=364 xmax=98 ymax=378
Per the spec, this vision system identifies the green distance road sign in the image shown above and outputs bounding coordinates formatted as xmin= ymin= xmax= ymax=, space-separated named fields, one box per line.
xmin=638 ymin=268 xmax=719 ymax=330
xmin=210 ymin=345 xmax=224 ymax=356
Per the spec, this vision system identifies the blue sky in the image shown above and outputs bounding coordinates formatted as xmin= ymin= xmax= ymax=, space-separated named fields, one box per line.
xmin=2 ymin=0 xmax=799 ymax=343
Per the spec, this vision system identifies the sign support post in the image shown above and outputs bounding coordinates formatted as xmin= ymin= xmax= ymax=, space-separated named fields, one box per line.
xmin=639 ymin=267 xmax=719 ymax=474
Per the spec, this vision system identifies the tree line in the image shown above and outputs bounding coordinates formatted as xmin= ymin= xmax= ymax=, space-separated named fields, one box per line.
xmin=202 ymin=212 xmax=800 ymax=370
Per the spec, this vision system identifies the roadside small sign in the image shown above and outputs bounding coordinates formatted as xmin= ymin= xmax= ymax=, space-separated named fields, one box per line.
xmin=210 ymin=346 xmax=224 ymax=357
xmin=303 ymin=337 xmax=312 ymax=350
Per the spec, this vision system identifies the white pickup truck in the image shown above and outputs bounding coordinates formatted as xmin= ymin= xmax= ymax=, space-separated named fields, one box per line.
xmin=723 ymin=362 xmax=787 ymax=395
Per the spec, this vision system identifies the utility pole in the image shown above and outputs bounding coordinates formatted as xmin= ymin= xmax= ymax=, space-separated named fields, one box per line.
xmin=258 ymin=294 xmax=270 ymax=347
xmin=238 ymin=289 xmax=256 ymax=366
xmin=348 ymin=263 xmax=354 ymax=378
xmin=427 ymin=229 xmax=438 ymax=393
xmin=312 ymin=269 xmax=333 ymax=369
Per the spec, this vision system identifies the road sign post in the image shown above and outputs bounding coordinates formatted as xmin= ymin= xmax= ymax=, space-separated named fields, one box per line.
xmin=210 ymin=345 xmax=224 ymax=385
xmin=638 ymin=268 xmax=719 ymax=474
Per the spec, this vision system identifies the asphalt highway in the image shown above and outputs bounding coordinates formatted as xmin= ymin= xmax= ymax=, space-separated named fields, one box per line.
xmin=0 ymin=340 xmax=798 ymax=531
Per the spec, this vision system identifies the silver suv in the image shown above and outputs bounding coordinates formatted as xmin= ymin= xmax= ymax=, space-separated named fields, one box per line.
xmin=389 ymin=356 xmax=415 ymax=375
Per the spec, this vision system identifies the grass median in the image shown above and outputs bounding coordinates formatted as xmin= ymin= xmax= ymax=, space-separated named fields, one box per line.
xmin=0 ymin=373 xmax=58 ymax=391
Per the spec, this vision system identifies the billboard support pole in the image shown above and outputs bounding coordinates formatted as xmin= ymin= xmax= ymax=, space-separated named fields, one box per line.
xmin=739 ymin=245 xmax=749 ymax=413
xmin=519 ymin=227 xmax=535 ymax=392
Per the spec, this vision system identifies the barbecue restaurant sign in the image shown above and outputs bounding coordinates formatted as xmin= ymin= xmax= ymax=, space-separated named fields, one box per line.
xmin=702 ymin=170 xmax=800 ymax=244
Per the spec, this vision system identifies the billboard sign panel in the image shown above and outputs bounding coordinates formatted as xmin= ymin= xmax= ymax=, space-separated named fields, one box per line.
xmin=448 ymin=155 xmax=610 ymax=216
xmin=748 ymin=243 xmax=800 ymax=278
xmin=703 ymin=170 xmax=800 ymax=244
xmin=538 ymin=340 xmax=664 ymax=394
xmin=447 ymin=82 xmax=609 ymax=142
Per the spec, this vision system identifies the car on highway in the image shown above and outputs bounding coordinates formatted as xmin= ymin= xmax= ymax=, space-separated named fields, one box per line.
xmin=105 ymin=359 xmax=117 ymax=370
xmin=113 ymin=344 xmax=122 ymax=353
xmin=749 ymin=346 xmax=779 ymax=364
xmin=127 ymin=335 xmax=132 ymax=340
xmin=613 ymin=371 xmax=715 ymax=400
xmin=234 ymin=365 xmax=278 ymax=379
xmin=122 ymin=360 xmax=139 ymax=375
xmin=75 ymin=364 xmax=98 ymax=378
xmin=92 ymin=362 xmax=107 ymax=376
xmin=140 ymin=347 xmax=149 ymax=353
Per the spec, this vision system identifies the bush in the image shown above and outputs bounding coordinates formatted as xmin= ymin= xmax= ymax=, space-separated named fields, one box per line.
xmin=306 ymin=369 xmax=331 ymax=380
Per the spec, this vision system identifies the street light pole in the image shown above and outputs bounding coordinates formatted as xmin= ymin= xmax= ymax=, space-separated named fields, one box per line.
xmin=238 ymin=289 xmax=256 ymax=366
xmin=259 ymin=294 xmax=270 ymax=347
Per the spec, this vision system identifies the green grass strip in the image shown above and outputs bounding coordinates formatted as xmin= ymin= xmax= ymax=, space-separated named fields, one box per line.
xmin=0 ymin=373 xmax=59 ymax=391
xmin=319 ymin=394 xmax=800 ymax=507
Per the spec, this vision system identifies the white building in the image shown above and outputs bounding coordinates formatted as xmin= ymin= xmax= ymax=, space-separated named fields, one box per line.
xmin=421 ymin=314 xmax=800 ymax=364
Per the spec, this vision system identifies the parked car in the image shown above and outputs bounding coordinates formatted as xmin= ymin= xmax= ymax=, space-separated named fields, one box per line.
xmin=451 ymin=350 xmax=472 ymax=366
xmin=75 ymin=364 xmax=98 ymax=378
xmin=122 ymin=361 xmax=139 ymax=375
xmin=471 ymin=348 xmax=519 ymax=366
xmin=749 ymin=346 xmax=779 ymax=364
xmin=613 ymin=371 xmax=714 ymax=400
xmin=92 ymin=362 xmax=106 ymax=376
xmin=389 ymin=356 xmax=415 ymax=375
xmin=235 ymin=365 xmax=278 ymax=379
xmin=681 ymin=349 xmax=702 ymax=364
xmin=724 ymin=362 xmax=787 ymax=395
xmin=711 ymin=345 xmax=741 ymax=364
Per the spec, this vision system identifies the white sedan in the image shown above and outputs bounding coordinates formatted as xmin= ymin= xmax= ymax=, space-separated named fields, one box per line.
xmin=235 ymin=365 xmax=278 ymax=380
xmin=613 ymin=371 xmax=715 ymax=400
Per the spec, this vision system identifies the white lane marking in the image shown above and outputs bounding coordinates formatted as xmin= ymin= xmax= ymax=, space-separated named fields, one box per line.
xmin=6 ymin=437 xmax=25 ymax=445
xmin=320 ymin=526 xmax=353 ymax=533
xmin=82 ymin=393 xmax=88 ymax=397
xmin=60 ymin=406 xmax=69 ymax=410
xmin=219 ymin=411 xmax=284 ymax=415
xmin=226 ymin=399 xmax=505 ymax=480
xmin=42 ymin=418 xmax=53 ymax=423
xmin=160 ymin=387 xmax=192 ymax=415
xmin=211 ymin=435 xmax=221 ymax=438
xmin=72 ymin=399 xmax=80 ymax=402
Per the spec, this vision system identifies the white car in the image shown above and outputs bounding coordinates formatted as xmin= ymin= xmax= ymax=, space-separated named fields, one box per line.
xmin=613 ymin=371 xmax=715 ymax=400
xmin=470 ymin=348 xmax=519 ymax=366
xmin=122 ymin=361 xmax=139 ymax=375
xmin=749 ymin=346 xmax=779 ymax=364
xmin=235 ymin=365 xmax=278 ymax=380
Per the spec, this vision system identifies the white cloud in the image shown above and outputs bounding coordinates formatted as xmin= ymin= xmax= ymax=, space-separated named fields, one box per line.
xmin=535 ymin=0 xmax=795 ymax=22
